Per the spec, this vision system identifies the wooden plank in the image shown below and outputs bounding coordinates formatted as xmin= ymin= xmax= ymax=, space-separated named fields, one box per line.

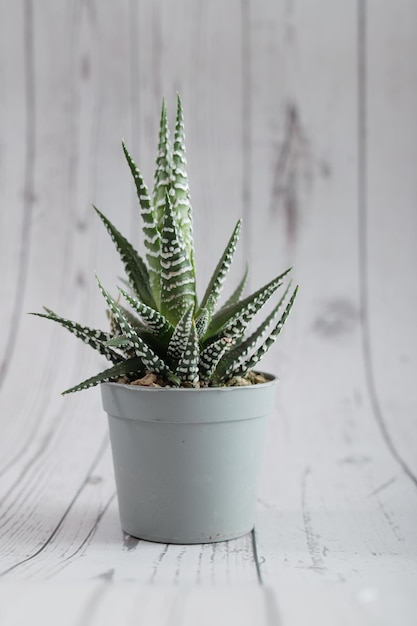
xmin=249 ymin=0 xmax=417 ymax=603
xmin=0 ymin=0 xmax=114 ymax=509
xmin=130 ymin=0 xmax=246 ymax=295
xmin=363 ymin=0 xmax=417 ymax=480
xmin=0 ymin=585 xmax=270 ymax=626
xmin=0 ymin=0 xmax=259 ymax=585
xmin=1 ymin=582 xmax=416 ymax=626
xmin=0 ymin=1 xmax=31 ymax=387
xmin=271 ymin=583 xmax=417 ymax=626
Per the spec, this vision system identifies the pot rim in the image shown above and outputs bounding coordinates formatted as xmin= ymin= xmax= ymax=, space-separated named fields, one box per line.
xmin=101 ymin=372 xmax=277 ymax=423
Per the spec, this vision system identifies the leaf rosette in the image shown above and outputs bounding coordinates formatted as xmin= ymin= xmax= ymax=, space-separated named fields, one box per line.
xmin=32 ymin=96 xmax=297 ymax=393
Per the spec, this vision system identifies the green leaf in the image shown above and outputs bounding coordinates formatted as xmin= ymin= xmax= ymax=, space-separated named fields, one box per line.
xmin=197 ymin=219 xmax=242 ymax=325
xmin=232 ymin=286 xmax=298 ymax=378
xmin=153 ymin=98 xmax=172 ymax=232
xmin=122 ymin=142 xmax=161 ymax=305
xmin=111 ymin=304 xmax=168 ymax=356
xmin=167 ymin=305 xmax=193 ymax=363
xmin=160 ymin=193 xmax=196 ymax=325
xmin=120 ymin=288 xmax=173 ymax=339
xmin=195 ymin=306 xmax=210 ymax=339
xmin=205 ymin=268 xmax=292 ymax=340
xmin=171 ymin=94 xmax=195 ymax=269
xmin=175 ymin=319 xmax=200 ymax=384
xmin=62 ymin=357 xmax=145 ymax=395
xmin=115 ymin=305 xmax=147 ymax=333
xmin=105 ymin=335 xmax=131 ymax=348
xmin=96 ymin=276 xmax=171 ymax=376
xmin=215 ymin=282 xmax=292 ymax=380
xmin=199 ymin=336 xmax=232 ymax=381
xmin=30 ymin=309 xmax=122 ymax=364
xmin=106 ymin=299 xmax=148 ymax=348
xmin=219 ymin=264 xmax=248 ymax=311
xmin=94 ymin=206 xmax=156 ymax=310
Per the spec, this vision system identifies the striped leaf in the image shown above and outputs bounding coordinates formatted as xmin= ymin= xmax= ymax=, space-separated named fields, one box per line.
xmin=153 ymin=98 xmax=172 ymax=232
xmin=220 ymin=264 xmax=248 ymax=311
xmin=231 ymin=286 xmax=298 ymax=378
xmin=160 ymin=193 xmax=196 ymax=325
xmin=94 ymin=206 xmax=156 ymax=310
xmin=96 ymin=277 xmax=171 ymax=376
xmin=171 ymin=94 xmax=195 ymax=269
xmin=205 ymin=268 xmax=292 ymax=340
xmin=167 ymin=305 xmax=193 ymax=363
xmin=175 ymin=320 xmax=200 ymax=385
xmin=215 ymin=283 xmax=292 ymax=380
xmin=30 ymin=309 xmax=122 ymax=364
xmin=62 ymin=357 xmax=146 ymax=395
xmin=120 ymin=288 xmax=173 ymax=339
xmin=199 ymin=336 xmax=232 ymax=381
xmin=115 ymin=305 xmax=167 ymax=357
xmin=195 ymin=306 xmax=210 ymax=339
xmin=105 ymin=335 xmax=131 ymax=348
xmin=197 ymin=219 xmax=242 ymax=325
xmin=122 ymin=142 xmax=161 ymax=304
xmin=116 ymin=305 xmax=147 ymax=333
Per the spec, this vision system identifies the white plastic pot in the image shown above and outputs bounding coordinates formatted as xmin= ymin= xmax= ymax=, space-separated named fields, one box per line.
xmin=101 ymin=375 xmax=276 ymax=544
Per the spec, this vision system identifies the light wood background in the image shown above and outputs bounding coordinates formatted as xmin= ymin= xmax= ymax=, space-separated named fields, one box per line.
xmin=0 ymin=1 xmax=416 ymax=624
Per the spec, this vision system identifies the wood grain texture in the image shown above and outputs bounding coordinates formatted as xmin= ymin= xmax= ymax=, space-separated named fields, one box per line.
xmin=0 ymin=0 xmax=416 ymax=624
xmin=0 ymin=585 xmax=274 ymax=626
xmin=252 ymin=0 xmax=417 ymax=615
xmin=1 ymin=582 xmax=416 ymax=625
xmin=0 ymin=0 xmax=258 ymax=588
xmin=363 ymin=0 xmax=417 ymax=482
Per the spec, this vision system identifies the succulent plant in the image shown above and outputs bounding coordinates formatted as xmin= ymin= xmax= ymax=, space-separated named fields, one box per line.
xmin=32 ymin=96 xmax=297 ymax=394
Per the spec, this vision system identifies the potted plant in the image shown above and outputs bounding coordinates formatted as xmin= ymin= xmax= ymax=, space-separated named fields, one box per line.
xmin=32 ymin=96 xmax=297 ymax=544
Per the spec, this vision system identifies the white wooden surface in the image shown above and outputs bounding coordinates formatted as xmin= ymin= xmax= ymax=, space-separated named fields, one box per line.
xmin=1 ymin=1 xmax=416 ymax=624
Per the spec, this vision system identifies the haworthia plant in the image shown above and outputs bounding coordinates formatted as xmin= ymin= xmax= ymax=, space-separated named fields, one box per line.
xmin=32 ymin=95 xmax=297 ymax=393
